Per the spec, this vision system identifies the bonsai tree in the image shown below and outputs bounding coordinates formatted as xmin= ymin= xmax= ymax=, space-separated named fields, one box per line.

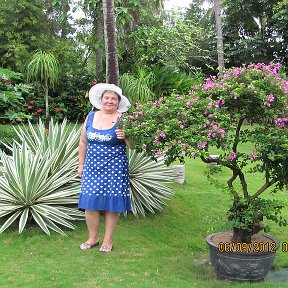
xmin=124 ymin=62 xmax=288 ymax=243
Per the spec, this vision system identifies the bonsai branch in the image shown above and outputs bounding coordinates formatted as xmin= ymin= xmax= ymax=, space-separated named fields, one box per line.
xmin=227 ymin=172 xmax=239 ymax=199
xmin=238 ymin=171 xmax=249 ymax=199
xmin=232 ymin=118 xmax=244 ymax=152
xmin=250 ymin=178 xmax=277 ymax=200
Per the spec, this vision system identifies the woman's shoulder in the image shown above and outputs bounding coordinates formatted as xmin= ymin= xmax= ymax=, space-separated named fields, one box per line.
xmin=85 ymin=111 xmax=96 ymax=126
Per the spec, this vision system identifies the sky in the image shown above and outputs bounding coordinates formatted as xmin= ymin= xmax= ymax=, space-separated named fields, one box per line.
xmin=163 ymin=0 xmax=193 ymax=10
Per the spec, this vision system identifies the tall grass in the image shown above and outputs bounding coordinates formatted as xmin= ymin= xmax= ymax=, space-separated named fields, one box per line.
xmin=0 ymin=156 xmax=287 ymax=288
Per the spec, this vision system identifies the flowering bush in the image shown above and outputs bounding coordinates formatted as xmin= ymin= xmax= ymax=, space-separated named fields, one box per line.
xmin=124 ymin=62 xmax=288 ymax=242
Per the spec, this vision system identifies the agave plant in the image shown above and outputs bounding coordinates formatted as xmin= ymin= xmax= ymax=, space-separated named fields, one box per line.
xmin=128 ymin=148 xmax=176 ymax=216
xmin=10 ymin=118 xmax=80 ymax=174
xmin=0 ymin=119 xmax=83 ymax=235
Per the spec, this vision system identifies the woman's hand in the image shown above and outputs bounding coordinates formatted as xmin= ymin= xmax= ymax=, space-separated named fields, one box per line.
xmin=115 ymin=128 xmax=126 ymax=139
xmin=78 ymin=166 xmax=83 ymax=178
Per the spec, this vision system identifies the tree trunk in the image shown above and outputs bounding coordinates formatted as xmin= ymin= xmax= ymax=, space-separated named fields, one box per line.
xmin=214 ymin=0 xmax=224 ymax=72
xmin=93 ymin=2 xmax=104 ymax=80
xmin=102 ymin=0 xmax=119 ymax=85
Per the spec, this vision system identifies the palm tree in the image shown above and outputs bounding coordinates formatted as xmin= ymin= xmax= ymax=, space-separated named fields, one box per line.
xmin=102 ymin=0 xmax=119 ymax=84
xmin=26 ymin=50 xmax=60 ymax=129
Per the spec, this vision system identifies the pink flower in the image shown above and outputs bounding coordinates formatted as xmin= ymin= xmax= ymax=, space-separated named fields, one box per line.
xmin=212 ymin=124 xmax=218 ymax=131
xmin=55 ymin=107 xmax=61 ymax=113
xmin=249 ymin=150 xmax=256 ymax=161
xmin=197 ymin=141 xmax=207 ymax=149
xmin=90 ymin=81 xmax=97 ymax=85
xmin=159 ymin=132 xmax=166 ymax=139
xmin=27 ymin=105 xmax=33 ymax=110
xmin=228 ymin=151 xmax=237 ymax=160
xmin=180 ymin=125 xmax=184 ymax=129
xmin=267 ymin=94 xmax=275 ymax=102
xmin=29 ymin=100 xmax=35 ymax=105
xmin=181 ymin=150 xmax=186 ymax=155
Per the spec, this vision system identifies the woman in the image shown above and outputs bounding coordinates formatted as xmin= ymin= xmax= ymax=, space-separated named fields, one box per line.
xmin=78 ymin=83 xmax=132 ymax=253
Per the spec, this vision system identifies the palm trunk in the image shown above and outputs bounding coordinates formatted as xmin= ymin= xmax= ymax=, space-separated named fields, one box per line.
xmin=102 ymin=0 xmax=119 ymax=85
xmin=94 ymin=2 xmax=104 ymax=80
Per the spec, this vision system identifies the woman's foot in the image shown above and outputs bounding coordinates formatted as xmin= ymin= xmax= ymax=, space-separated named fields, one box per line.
xmin=99 ymin=244 xmax=113 ymax=253
xmin=79 ymin=239 xmax=99 ymax=250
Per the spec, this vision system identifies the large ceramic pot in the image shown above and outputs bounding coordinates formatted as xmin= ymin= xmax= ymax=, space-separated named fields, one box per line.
xmin=206 ymin=232 xmax=280 ymax=281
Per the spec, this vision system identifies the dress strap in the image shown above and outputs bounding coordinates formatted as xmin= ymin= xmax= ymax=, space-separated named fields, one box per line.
xmin=86 ymin=111 xmax=95 ymax=129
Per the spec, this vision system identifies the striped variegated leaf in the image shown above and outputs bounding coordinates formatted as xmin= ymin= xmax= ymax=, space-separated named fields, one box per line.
xmin=127 ymin=148 xmax=175 ymax=216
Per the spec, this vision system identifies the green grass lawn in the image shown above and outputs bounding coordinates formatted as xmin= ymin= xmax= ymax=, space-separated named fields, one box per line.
xmin=0 ymin=155 xmax=287 ymax=288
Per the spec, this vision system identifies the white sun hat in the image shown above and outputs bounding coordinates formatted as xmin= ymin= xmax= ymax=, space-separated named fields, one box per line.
xmin=89 ymin=83 xmax=131 ymax=112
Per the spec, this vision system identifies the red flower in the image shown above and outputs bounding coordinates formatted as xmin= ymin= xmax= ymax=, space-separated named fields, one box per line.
xmin=90 ymin=81 xmax=97 ymax=85
xmin=29 ymin=100 xmax=35 ymax=105
xmin=3 ymin=79 xmax=11 ymax=84
xmin=45 ymin=129 xmax=49 ymax=135
xmin=55 ymin=107 xmax=61 ymax=113
xmin=27 ymin=105 xmax=33 ymax=110
xmin=37 ymin=109 xmax=43 ymax=113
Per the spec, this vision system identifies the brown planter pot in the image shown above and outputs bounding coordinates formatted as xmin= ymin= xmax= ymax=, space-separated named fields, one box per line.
xmin=206 ymin=232 xmax=280 ymax=281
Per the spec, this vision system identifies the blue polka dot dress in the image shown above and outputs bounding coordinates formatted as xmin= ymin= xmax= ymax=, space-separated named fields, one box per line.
xmin=78 ymin=111 xmax=131 ymax=212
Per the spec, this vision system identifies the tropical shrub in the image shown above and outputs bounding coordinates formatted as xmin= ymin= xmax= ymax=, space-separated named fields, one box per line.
xmin=150 ymin=64 xmax=203 ymax=97
xmin=0 ymin=67 xmax=33 ymax=123
xmin=120 ymin=68 xmax=155 ymax=104
xmin=124 ymin=62 xmax=288 ymax=243
xmin=120 ymin=64 xmax=203 ymax=102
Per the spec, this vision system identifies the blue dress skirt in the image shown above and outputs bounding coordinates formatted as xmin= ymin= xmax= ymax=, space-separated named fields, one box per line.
xmin=78 ymin=112 xmax=131 ymax=212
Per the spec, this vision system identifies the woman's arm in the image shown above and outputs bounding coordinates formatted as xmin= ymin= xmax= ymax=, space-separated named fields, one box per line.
xmin=78 ymin=117 xmax=88 ymax=177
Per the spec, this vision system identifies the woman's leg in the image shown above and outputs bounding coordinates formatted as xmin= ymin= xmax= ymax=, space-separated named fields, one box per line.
xmin=100 ymin=211 xmax=119 ymax=251
xmin=83 ymin=210 xmax=100 ymax=244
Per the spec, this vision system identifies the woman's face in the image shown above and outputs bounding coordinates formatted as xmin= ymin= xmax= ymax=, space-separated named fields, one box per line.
xmin=101 ymin=91 xmax=120 ymax=113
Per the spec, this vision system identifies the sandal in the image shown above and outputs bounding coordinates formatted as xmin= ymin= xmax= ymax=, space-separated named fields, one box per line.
xmin=99 ymin=244 xmax=113 ymax=253
xmin=79 ymin=240 xmax=99 ymax=250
